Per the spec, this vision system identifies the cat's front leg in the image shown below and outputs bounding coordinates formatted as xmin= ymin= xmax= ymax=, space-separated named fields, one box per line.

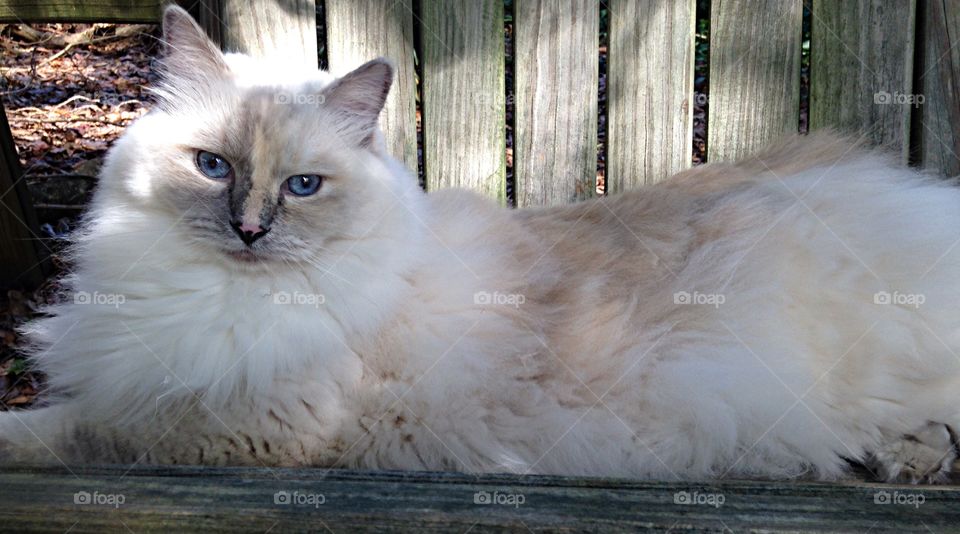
xmin=0 ymin=403 xmax=169 ymax=466
xmin=0 ymin=404 xmax=87 ymax=465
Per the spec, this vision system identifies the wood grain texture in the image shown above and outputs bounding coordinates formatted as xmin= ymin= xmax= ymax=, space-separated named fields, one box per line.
xmin=0 ymin=0 xmax=164 ymax=22
xmin=421 ymin=0 xmax=505 ymax=202
xmin=810 ymin=0 xmax=916 ymax=162
xmin=608 ymin=0 xmax=695 ymax=190
xmin=0 ymin=107 xmax=45 ymax=287
xmin=917 ymin=0 xmax=960 ymax=177
xmin=325 ymin=0 xmax=417 ymax=172
xmin=177 ymin=0 xmax=223 ymax=47
xmin=708 ymin=0 xmax=802 ymax=162
xmin=514 ymin=0 xmax=598 ymax=206
xmin=2 ymin=465 xmax=960 ymax=532
xmin=221 ymin=0 xmax=318 ymax=69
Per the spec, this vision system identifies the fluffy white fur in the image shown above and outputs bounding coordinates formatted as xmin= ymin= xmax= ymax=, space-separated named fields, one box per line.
xmin=1 ymin=7 xmax=958 ymax=482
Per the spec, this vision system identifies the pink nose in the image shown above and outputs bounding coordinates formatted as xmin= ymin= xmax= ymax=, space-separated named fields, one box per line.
xmin=229 ymin=220 xmax=270 ymax=246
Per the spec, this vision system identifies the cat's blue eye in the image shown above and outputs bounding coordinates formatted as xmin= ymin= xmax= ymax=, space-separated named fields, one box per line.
xmin=196 ymin=151 xmax=232 ymax=179
xmin=285 ymin=174 xmax=324 ymax=196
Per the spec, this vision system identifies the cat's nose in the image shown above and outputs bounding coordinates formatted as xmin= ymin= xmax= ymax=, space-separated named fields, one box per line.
xmin=230 ymin=221 xmax=270 ymax=246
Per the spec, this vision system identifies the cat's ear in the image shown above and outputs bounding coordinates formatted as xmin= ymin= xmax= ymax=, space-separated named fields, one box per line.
xmin=321 ymin=58 xmax=394 ymax=146
xmin=160 ymin=5 xmax=229 ymax=84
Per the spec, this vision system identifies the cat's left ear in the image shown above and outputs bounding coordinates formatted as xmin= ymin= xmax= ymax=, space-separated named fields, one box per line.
xmin=321 ymin=58 xmax=394 ymax=147
xmin=160 ymin=5 xmax=229 ymax=85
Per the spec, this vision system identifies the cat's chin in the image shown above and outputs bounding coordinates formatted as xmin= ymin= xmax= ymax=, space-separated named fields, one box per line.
xmin=224 ymin=249 xmax=268 ymax=264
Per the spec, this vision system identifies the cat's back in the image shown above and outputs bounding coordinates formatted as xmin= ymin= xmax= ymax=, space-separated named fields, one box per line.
xmin=511 ymin=132 xmax=949 ymax=291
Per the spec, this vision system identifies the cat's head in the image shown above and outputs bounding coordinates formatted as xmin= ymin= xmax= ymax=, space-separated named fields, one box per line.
xmin=98 ymin=6 xmax=416 ymax=269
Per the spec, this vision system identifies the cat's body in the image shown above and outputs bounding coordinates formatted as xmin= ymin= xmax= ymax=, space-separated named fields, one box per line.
xmin=2 ymin=7 xmax=958 ymax=482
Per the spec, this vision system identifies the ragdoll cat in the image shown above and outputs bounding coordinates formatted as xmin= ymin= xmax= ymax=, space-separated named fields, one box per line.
xmin=1 ymin=6 xmax=958 ymax=483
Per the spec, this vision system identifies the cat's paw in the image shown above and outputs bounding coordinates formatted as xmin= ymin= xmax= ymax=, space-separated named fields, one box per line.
xmin=869 ymin=423 xmax=957 ymax=484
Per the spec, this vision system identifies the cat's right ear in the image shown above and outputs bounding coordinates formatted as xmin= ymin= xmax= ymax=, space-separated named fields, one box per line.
xmin=160 ymin=5 xmax=229 ymax=85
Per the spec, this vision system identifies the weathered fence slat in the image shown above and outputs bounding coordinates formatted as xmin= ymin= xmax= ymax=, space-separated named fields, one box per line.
xmin=0 ymin=107 xmax=44 ymax=287
xmin=514 ymin=0 xmax=598 ymax=206
xmin=421 ymin=0 xmax=505 ymax=202
xmin=607 ymin=0 xmax=695 ymax=190
xmin=221 ymin=0 xmax=318 ymax=69
xmin=179 ymin=0 xmax=223 ymax=47
xmin=3 ymin=465 xmax=960 ymax=532
xmin=708 ymin=0 xmax=802 ymax=162
xmin=0 ymin=0 xmax=163 ymax=22
xmin=325 ymin=0 xmax=418 ymax=172
xmin=917 ymin=0 xmax=960 ymax=177
xmin=810 ymin=0 xmax=917 ymax=162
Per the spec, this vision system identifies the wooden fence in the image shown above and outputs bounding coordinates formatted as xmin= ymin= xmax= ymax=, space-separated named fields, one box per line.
xmin=0 ymin=0 xmax=958 ymax=285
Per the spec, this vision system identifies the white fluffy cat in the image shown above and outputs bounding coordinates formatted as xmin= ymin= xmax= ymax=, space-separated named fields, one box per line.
xmin=2 ymin=6 xmax=958 ymax=483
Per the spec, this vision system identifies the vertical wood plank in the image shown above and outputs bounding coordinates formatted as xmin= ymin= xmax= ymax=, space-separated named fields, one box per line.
xmin=0 ymin=107 xmax=44 ymax=287
xmin=810 ymin=0 xmax=916 ymax=162
xmin=0 ymin=0 xmax=164 ymax=22
xmin=917 ymin=0 xmax=960 ymax=177
xmin=421 ymin=0 xmax=505 ymax=201
xmin=514 ymin=0 xmax=598 ymax=206
xmin=177 ymin=0 xmax=223 ymax=47
xmin=608 ymin=0 xmax=695 ymax=190
xmin=326 ymin=0 xmax=417 ymax=171
xmin=708 ymin=0 xmax=802 ymax=162
xmin=221 ymin=0 xmax=318 ymax=69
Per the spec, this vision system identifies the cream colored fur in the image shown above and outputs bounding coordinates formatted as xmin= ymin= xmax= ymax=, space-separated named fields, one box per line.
xmin=1 ymin=7 xmax=958 ymax=482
